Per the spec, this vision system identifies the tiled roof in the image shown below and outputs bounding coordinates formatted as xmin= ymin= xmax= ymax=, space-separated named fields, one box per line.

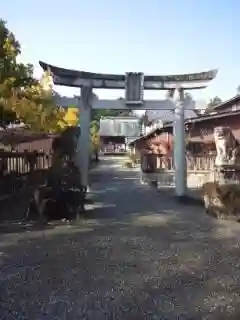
xmin=212 ymin=94 xmax=240 ymax=110
xmin=0 ymin=128 xmax=52 ymax=145
xmin=53 ymin=94 xmax=78 ymax=107
xmin=146 ymin=109 xmax=197 ymax=123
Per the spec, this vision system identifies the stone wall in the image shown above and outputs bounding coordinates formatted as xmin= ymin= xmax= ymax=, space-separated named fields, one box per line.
xmin=140 ymin=168 xmax=240 ymax=199
xmin=140 ymin=170 xmax=221 ymax=201
xmin=140 ymin=169 xmax=216 ymax=188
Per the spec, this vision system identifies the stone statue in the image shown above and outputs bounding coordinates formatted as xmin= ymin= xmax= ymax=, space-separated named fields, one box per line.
xmin=214 ymin=126 xmax=240 ymax=166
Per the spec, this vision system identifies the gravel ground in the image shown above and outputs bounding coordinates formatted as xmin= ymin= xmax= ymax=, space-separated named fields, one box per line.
xmin=1 ymin=157 xmax=240 ymax=319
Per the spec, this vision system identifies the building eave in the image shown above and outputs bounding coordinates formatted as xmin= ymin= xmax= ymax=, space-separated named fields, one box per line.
xmin=128 ymin=109 xmax=240 ymax=146
xmin=128 ymin=127 xmax=165 ymax=147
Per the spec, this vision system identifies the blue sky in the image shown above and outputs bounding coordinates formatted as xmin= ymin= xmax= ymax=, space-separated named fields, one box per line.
xmin=2 ymin=0 xmax=240 ymax=102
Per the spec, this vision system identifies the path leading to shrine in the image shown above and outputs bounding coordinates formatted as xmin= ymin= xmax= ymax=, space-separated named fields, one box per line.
xmin=1 ymin=157 xmax=240 ymax=319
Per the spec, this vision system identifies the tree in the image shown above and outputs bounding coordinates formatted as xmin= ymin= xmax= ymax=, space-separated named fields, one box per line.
xmin=92 ymin=108 xmax=133 ymax=122
xmin=205 ymin=96 xmax=222 ymax=114
xmin=237 ymin=85 xmax=240 ymax=95
xmin=58 ymin=105 xmax=79 ymax=128
xmin=138 ymin=112 xmax=149 ymax=127
xmin=0 ymin=18 xmax=65 ymax=132
xmin=90 ymin=120 xmax=100 ymax=155
xmin=209 ymin=96 xmax=222 ymax=106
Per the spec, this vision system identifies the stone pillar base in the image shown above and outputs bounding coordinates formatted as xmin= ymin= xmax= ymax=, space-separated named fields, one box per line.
xmin=214 ymin=165 xmax=240 ymax=185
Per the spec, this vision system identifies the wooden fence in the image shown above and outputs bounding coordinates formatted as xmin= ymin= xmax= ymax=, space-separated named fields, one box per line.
xmin=0 ymin=151 xmax=52 ymax=199
xmin=141 ymin=154 xmax=216 ymax=173
xmin=0 ymin=150 xmax=100 ymax=200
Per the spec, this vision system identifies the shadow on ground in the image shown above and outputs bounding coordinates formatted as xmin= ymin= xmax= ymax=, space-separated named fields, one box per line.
xmin=1 ymin=157 xmax=240 ymax=319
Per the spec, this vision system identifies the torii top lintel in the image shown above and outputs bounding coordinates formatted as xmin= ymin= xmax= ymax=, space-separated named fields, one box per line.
xmin=39 ymin=61 xmax=218 ymax=91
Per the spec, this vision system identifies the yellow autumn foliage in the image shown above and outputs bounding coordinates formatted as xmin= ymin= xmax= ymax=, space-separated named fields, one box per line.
xmin=58 ymin=107 xmax=79 ymax=128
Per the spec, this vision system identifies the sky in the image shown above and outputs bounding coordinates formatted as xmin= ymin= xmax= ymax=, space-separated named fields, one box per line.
xmin=2 ymin=0 xmax=240 ymax=104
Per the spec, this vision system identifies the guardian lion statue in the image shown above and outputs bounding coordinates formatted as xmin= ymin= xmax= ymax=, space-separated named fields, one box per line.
xmin=201 ymin=181 xmax=240 ymax=222
xmin=214 ymin=126 xmax=240 ymax=166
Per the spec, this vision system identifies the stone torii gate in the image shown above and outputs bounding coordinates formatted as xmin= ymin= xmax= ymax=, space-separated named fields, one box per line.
xmin=39 ymin=61 xmax=217 ymax=198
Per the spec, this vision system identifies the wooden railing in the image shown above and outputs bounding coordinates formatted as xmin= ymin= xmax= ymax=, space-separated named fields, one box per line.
xmin=186 ymin=156 xmax=216 ymax=171
xmin=141 ymin=154 xmax=216 ymax=173
xmin=0 ymin=151 xmax=52 ymax=199
xmin=0 ymin=150 xmax=100 ymax=200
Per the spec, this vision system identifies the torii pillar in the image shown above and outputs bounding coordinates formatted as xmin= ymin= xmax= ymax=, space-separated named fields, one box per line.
xmin=173 ymin=88 xmax=186 ymax=197
xmin=77 ymin=86 xmax=92 ymax=189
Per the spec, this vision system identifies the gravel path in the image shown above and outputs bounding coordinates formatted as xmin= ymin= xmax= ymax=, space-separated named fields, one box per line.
xmin=1 ymin=157 xmax=240 ymax=319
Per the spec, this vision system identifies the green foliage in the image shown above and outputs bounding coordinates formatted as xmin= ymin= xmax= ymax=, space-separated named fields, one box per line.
xmin=90 ymin=120 xmax=100 ymax=152
xmin=138 ymin=113 xmax=149 ymax=127
xmin=0 ymin=18 xmax=65 ymax=132
xmin=90 ymin=120 xmax=99 ymax=135
xmin=205 ymin=96 xmax=222 ymax=114
xmin=128 ymin=154 xmax=138 ymax=164
xmin=122 ymin=159 xmax=135 ymax=168
xmin=0 ymin=19 xmax=34 ymax=96
xmin=92 ymin=109 xmax=133 ymax=122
